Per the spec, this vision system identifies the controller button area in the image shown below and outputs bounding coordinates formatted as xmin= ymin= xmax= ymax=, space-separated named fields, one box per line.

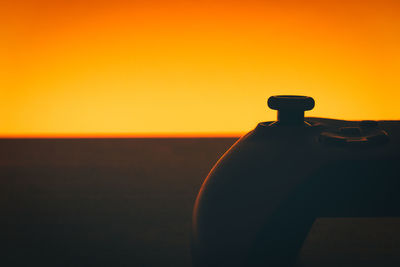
xmin=360 ymin=120 xmax=379 ymax=128
xmin=319 ymin=133 xmax=347 ymax=145
xmin=367 ymin=131 xmax=389 ymax=144
xmin=319 ymin=128 xmax=389 ymax=146
xmin=339 ymin=127 xmax=362 ymax=136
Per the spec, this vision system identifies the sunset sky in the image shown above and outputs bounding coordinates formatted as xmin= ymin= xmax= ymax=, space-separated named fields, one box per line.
xmin=1 ymin=0 xmax=400 ymax=137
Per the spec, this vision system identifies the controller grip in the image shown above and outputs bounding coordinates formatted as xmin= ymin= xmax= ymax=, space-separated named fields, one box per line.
xmin=193 ymin=157 xmax=400 ymax=267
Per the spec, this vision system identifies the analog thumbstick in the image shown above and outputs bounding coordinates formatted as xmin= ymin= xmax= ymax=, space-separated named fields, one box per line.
xmin=268 ymin=95 xmax=315 ymax=125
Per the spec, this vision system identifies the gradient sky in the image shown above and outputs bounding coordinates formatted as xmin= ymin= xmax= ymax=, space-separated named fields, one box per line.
xmin=1 ymin=0 xmax=400 ymax=136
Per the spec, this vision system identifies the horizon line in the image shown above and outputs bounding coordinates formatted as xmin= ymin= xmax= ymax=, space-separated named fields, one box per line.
xmin=0 ymin=132 xmax=244 ymax=139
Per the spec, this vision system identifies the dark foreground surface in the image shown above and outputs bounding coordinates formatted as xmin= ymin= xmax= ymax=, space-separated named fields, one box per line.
xmin=1 ymin=138 xmax=400 ymax=267
xmin=0 ymin=138 xmax=236 ymax=267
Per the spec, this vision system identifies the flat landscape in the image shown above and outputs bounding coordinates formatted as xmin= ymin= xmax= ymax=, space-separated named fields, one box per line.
xmin=0 ymin=138 xmax=237 ymax=267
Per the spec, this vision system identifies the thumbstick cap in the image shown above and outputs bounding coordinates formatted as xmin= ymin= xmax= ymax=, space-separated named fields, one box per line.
xmin=267 ymin=95 xmax=315 ymax=126
xmin=268 ymin=95 xmax=315 ymax=111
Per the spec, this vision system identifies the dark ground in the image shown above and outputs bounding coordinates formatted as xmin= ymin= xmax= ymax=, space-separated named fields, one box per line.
xmin=0 ymin=138 xmax=236 ymax=267
xmin=1 ymin=138 xmax=400 ymax=267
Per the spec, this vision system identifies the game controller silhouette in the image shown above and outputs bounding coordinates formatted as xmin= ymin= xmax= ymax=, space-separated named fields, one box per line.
xmin=192 ymin=95 xmax=400 ymax=267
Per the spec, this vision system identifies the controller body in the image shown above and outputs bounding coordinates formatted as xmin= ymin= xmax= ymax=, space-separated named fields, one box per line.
xmin=192 ymin=96 xmax=400 ymax=267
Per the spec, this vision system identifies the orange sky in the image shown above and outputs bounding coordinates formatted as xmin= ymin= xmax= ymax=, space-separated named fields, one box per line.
xmin=1 ymin=0 xmax=400 ymax=137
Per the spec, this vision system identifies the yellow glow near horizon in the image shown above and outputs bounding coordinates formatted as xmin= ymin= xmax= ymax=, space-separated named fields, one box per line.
xmin=1 ymin=0 xmax=400 ymax=137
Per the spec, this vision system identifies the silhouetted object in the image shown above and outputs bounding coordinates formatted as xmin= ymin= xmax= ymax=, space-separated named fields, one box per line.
xmin=268 ymin=95 xmax=314 ymax=125
xmin=192 ymin=95 xmax=400 ymax=267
